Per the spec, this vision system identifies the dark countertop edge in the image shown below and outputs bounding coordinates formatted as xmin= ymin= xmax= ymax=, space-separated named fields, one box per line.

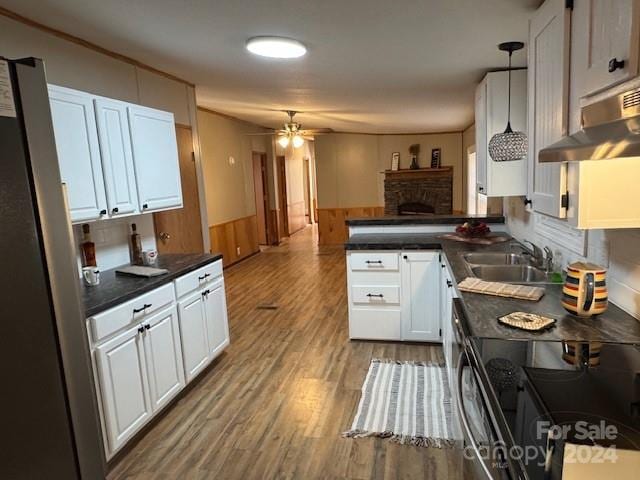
xmin=84 ymin=253 xmax=223 ymax=317
xmin=345 ymin=214 xmax=505 ymax=226
xmin=345 ymin=241 xmax=443 ymax=250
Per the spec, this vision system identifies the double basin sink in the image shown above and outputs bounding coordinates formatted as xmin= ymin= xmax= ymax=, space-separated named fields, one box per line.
xmin=462 ymin=252 xmax=555 ymax=285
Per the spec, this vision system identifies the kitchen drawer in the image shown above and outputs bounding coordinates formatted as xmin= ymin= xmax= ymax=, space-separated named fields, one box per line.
xmin=349 ymin=270 xmax=400 ymax=286
xmin=174 ymin=260 xmax=223 ymax=298
xmin=351 ymin=285 xmax=400 ymax=305
xmin=349 ymin=308 xmax=401 ymax=340
xmin=89 ymin=283 xmax=175 ymax=343
xmin=349 ymin=252 xmax=399 ymax=272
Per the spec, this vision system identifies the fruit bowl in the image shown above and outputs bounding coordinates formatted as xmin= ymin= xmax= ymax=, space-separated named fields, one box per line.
xmin=456 ymin=221 xmax=491 ymax=237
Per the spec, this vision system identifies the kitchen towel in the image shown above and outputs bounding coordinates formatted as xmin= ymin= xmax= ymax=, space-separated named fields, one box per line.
xmin=343 ymin=358 xmax=455 ymax=448
xmin=458 ymin=277 xmax=545 ymax=301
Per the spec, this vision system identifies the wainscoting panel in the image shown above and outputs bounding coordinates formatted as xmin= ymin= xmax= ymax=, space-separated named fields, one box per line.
xmin=288 ymin=201 xmax=307 ymax=235
xmin=209 ymin=215 xmax=259 ymax=267
xmin=317 ymin=206 xmax=384 ymax=245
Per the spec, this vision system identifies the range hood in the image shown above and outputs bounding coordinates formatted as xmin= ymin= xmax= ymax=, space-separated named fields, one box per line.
xmin=539 ymin=86 xmax=640 ymax=163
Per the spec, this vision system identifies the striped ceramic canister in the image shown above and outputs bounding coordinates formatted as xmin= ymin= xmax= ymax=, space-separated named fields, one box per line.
xmin=562 ymin=262 xmax=608 ymax=317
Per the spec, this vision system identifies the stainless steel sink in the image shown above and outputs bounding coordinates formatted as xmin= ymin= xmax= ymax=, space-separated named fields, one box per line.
xmin=462 ymin=252 xmax=529 ymax=265
xmin=468 ymin=265 xmax=553 ymax=284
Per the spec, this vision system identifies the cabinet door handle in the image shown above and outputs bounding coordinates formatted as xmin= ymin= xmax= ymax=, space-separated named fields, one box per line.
xmin=608 ymin=57 xmax=625 ymax=73
xmin=137 ymin=326 xmax=145 ymax=334
xmin=447 ymin=280 xmax=453 ymax=288
xmin=112 ymin=207 xmax=119 ymax=213
xmin=198 ymin=273 xmax=211 ymax=280
xmin=441 ymin=264 xmax=446 ymax=268
xmin=144 ymin=324 xmax=151 ymax=330
xmin=366 ymin=293 xmax=384 ymax=298
xmin=99 ymin=209 xmax=107 ymax=215
xmin=202 ymin=289 xmax=211 ymax=297
xmin=403 ymin=255 xmax=408 ymax=260
xmin=133 ymin=303 xmax=152 ymax=314
xmin=142 ymin=203 xmax=149 ymax=209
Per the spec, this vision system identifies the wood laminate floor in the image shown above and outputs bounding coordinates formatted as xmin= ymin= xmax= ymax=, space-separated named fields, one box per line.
xmin=108 ymin=225 xmax=462 ymax=480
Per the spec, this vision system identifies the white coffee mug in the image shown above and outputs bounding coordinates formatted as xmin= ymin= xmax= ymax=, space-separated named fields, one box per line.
xmin=82 ymin=267 xmax=100 ymax=286
xmin=142 ymin=250 xmax=158 ymax=266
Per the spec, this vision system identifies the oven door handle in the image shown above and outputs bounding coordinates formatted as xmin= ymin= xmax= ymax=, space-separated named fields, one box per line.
xmin=456 ymin=350 xmax=495 ymax=480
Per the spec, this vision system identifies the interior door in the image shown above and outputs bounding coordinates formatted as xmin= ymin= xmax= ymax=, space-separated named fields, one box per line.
xmin=153 ymin=125 xmax=204 ymax=254
xmin=276 ymin=155 xmax=289 ymax=239
xmin=95 ymin=324 xmax=151 ymax=453
xmin=203 ymin=278 xmax=230 ymax=360
xmin=142 ymin=305 xmax=185 ymax=412
xmin=48 ymin=85 xmax=107 ymax=222
xmin=528 ymin=0 xmax=571 ymax=218
xmin=401 ymin=251 xmax=441 ymax=342
xmin=128 ymin=105 xmax=183 ymax=212
xmin=177 ymin=291 xmax=210 ymax=382
xmin=94 ymin=97 xmax=139 ymax=216
xmin=252 ymin=152 xmax=268 ymax=245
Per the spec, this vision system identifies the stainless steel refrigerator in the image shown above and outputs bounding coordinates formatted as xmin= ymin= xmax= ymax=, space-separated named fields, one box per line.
xmin=0 ymin=57 xmax=105 ymax=479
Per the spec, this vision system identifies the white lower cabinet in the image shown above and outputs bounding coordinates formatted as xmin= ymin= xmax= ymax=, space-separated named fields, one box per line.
xmin=88 ymin=260 xmax=229 ymax=459
xmin=143 ymin=305 xmax=185 ymax=411
xmin=401 ymin=252 xmax=441 ymax=342
xmin=177 ymin=290 xmax=211 ymax=382
xmin=347 ymin=250 xmax=443 ymax=343
xmin=203 ymin=279 xmax=231 ymax=359
xmin=95 ymin=323 xmax=152 ymax=454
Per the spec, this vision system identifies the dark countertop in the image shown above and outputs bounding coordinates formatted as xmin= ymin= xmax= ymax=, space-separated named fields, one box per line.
xmin=345 ymin=214 xmax=505 ymax=226
xmin=82 ymin=253 xmax=223 ymax=317
xmin=345 ymin=232 xmax=640 ymax=344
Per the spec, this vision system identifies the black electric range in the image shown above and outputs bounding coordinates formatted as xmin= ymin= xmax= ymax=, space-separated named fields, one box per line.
xmin=469 ymin=337 xmax=640 ymax=479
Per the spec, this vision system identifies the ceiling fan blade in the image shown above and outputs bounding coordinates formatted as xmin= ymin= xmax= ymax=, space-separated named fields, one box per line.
xmin=245 ymin=132 xmax=278 ymax=136
xmin=300 ymin=128 xmax=333 ymax=134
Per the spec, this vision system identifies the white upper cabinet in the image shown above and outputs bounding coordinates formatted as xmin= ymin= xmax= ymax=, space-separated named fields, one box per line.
xmin=128 ymin=105 xmax=183 ymax=212
xmin=475 ymin=70 xmax=528 ymax=197
xmin=48 ymin=85 xmax=183 ymax=223
xmin=48 ymin=86 xmax=107 ymax=222
xmin=94 ymin=98 xmax=139 ymax=217
xmin=400 ymin=251 xmax=441 ymax=342
xmin=581 ymin=0 xmax=640 ymax=96
xmin=528 ymin=0 xmax=571 ymax=218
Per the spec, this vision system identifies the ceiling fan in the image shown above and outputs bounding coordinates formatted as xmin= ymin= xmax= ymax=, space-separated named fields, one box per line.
xmin=248 ymin=110 xmax=332 ymax=148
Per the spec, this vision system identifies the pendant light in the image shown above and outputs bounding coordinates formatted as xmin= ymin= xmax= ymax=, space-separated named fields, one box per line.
xmin=488 ymin=41 xmax=527 ymax=162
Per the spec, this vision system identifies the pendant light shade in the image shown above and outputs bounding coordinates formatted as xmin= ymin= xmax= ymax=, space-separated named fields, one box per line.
xmin=489 ymin=41 xmax=528 ymax=162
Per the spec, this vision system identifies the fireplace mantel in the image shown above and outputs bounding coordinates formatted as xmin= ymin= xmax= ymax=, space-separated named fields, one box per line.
xmin=384 ymin=167 xmax=453 ymax=216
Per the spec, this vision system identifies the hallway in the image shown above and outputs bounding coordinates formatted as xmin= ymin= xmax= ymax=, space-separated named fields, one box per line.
xmin=109 ymin=226 xmax=459 ymax=479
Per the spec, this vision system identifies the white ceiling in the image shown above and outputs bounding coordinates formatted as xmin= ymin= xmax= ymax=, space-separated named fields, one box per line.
xmin=2 ymin=0 xmax=541 ymax=133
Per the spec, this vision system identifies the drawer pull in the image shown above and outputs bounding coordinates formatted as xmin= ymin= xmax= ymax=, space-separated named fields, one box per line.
xmin=365 ymin=260 xmax=383 ymax=265
xmin=133 ymin=303 xmax=152 ymax=314
xmin=366 ymin=293 xmax=384 ymax=298
xmin=447 ymin=280 xmax=453 ymax=288
xmin=198 ymin=273 xmax=211 ymax=280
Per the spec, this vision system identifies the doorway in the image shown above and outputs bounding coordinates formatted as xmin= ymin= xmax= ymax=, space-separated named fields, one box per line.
xmin=252 ymin=152 xmax=270 ymax=245
xmin=276 ymin=155 xmax=289 ymax=239
xmin=154 ymin=125 xmax=204 ymax=254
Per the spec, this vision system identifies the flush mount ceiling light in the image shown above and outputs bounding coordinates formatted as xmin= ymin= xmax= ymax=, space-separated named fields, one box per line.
xmin=488 ymin=41 xmax=528 ymax=162
xmin=246 ymin=36 xmax=307 ymax=58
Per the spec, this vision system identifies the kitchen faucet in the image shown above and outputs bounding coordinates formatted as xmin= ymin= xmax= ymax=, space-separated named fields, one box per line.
xmin=522 ymin=241 xmax=554 ymax=273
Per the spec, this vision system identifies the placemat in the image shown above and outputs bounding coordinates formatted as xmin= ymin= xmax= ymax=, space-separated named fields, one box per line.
xmin=458 ymin=277 xmax=545 ymax=301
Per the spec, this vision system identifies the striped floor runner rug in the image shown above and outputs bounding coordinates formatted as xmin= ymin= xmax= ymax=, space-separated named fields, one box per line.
xmin=344 ymin=358 xmax=455 ymax=448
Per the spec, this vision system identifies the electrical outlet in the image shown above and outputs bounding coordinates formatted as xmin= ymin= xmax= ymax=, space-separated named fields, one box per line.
xmin=236 ymin=246 xmax=241 ymax=256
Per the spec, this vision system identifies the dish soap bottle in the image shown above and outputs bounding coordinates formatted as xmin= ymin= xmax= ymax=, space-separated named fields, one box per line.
xmin=80 ymin=223 xmax=97 ymax=267
xmin=129 ymin=223 xmax=143 ymax=265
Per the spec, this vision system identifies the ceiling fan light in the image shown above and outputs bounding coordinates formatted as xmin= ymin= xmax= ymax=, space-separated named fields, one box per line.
xmin=278 ymin=135 xmax=290 ymax=148
xmin=246 ymin=36 xmax=307 ymax=59
xmin=292 ymin=135 xmax=304 ymax=148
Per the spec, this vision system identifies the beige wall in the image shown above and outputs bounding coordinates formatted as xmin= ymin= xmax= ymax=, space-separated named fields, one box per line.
xmin=197 ymin=109 xmax=274 ymax=225
xmin=0 ymin=15 xmax=192 ymax=125
xmin=315 ymin=132 xmax=464 ymax=211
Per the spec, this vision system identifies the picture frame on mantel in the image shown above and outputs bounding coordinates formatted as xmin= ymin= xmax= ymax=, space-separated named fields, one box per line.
xmin=391 ymin=152 xmax=400 ymax=171
xmin=431 ymin=148 xmax=441 ymax=168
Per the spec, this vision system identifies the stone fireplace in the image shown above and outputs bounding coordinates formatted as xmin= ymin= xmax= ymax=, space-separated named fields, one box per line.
xmin=384 ymin=167 xmax=453 ymax=216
